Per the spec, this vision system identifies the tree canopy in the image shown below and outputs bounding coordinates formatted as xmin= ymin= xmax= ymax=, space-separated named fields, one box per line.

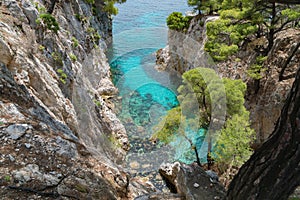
xmin=152 ymin=68 xmax=255 ymax=167
xmin=203 ymin=0 xmax=300 ymax=60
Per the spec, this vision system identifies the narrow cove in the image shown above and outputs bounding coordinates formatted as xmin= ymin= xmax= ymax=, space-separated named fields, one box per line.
xmin=107 ymin=0 xmax=196 ymax=189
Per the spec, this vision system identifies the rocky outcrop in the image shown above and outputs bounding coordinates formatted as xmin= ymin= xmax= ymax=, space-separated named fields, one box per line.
xmin=0 ymin=0 xmax=150 ymax=199
xmin=248 ymin=30 xmax=300 ymax=142
xmin=156 ymin=16 xmax=219 ymax=74
xmin=157 ymin=14 xmax=300 ymax=143
xmin=158 ymin=162 xmax=225 ymax=200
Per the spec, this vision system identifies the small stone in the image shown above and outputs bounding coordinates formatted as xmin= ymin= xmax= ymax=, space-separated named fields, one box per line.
xmin=8 ymin=154 xmax=15 ymax=162
xmin=193 ymin=183 xmax=200 ymax=188
xmin=129 ymin=161 xmax=140 ymax=169
xmin=5 ymin=124 xmax=31 ymax=140
xmin=142 ymin=164 xmax=151 ymax=169
xmin=24 ymin=143 xmax=31 ymax=149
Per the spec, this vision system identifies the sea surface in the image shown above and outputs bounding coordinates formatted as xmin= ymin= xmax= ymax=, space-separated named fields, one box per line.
xmin=108 ymin=0 xmax=207 ymax=188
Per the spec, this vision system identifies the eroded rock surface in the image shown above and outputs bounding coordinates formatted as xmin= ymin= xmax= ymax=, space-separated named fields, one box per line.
xmin=0 ymin=0 xmax=148 ymax=199
xmin=159 ymin=162 xmax=225 ymax=200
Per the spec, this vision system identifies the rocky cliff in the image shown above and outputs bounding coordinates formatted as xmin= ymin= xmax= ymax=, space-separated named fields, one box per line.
xmin=157 ymin=15 xmax=300 ymax=143
xmin=0 ymin=0 xmax=146 ymax=199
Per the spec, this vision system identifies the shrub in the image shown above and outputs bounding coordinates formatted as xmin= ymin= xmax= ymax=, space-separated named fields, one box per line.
xmin=4 ymin=175 xmax=11 ymax=182
xmin=38 ymin=45 xmax=45 ymax=51
xmin=69 ymin=53 xmax=77 ymax=62
xmin=247 ymin=64 xmax=266 ymax=80
xmin=57 ymin=69 xmax=67 ymax=84
xmin=71 ymin=37 xmax=79 ymax=48
xmin=36 ymin=13 xmax=60 ymax=33
xmin=87 ymin=27 xmax=101 ymax=44
xmin=103 ymin=0 xmax=118 ymax=15
xmin=51 ymin=51 xmax=63 ymax=66
xmin=213 ymin=109 xmax=255 ymax=168
xmin=166 ymin=12 xmax=191 ymax=32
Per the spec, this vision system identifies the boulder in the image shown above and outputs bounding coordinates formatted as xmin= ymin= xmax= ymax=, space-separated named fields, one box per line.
xmin=159 ymin=162 xmax=225 ymax=200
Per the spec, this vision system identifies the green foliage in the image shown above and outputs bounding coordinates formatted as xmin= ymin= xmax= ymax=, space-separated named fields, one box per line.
xmin=205 ymin=16 xmax=257 ymax=61
xmin=69 ymin=53 xmax=77 ymax=62
xmin=4 ymin=175 xmax=11 ymax=182
xmin=153 ymin=68 xmax=253 ymax=166
xmin=223 ymin=78 xmax=247 ymax=116
xmin=177 ymin=68 xmax=246 ymax=127
xmin=0 ymin=121 xmax=4 ymax=126
xmin=75 ymin=14 xmax=89 ymax=24
xmin=204 ymin=1 xmax=300 ymax=61
xmin=256 ymin=56 xmax=268 ymax=65
xmin=36 ymin=13 xmax=60 ymax=33
xmin=57 ymin=69 xmax=67 ymax=84
xmin=38 ymin=45 xmax=45 ymax=51
xmin=281 ymin=8 xmax=300 ymax=21
xmin=94 ymin=101 xmax=101 ymax=107
xmin=166 ymin=12 xmax=192 ymax=32
xmin=188 ymin=0 xmax=222 ymax=14
xmin=289 ymin=197 xmax=300 ymax=200
xmin=71 ymin=37 xmax=79 ymax=48
xmin=34 ymin=2 xmax=46 ymax=13
xmin=51 ymin=51 xmax=63 ymax=66
xmin=87 ymin=27 xmax=101 ymax=44
xmin=247 ymin=64 xmax=266 ymax=80
xmin=213 ymin=109 xmax=255 ymax=167
xmin=152 ymin=107 xmax=182 ymax=143
xmin=103 ymin=0 xmax=119 ymax=15
xmin=178 ymin=67 xmax=223 ymax=128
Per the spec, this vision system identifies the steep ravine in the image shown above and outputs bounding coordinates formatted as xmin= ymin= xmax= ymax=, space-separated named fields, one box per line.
xmin=0 ymin=0 xmax=158 ymax=199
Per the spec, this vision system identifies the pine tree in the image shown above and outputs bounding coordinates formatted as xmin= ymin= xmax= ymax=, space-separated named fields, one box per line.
xmin=205 ymin=0 xmax=300 ymax=60
xmin=153 ymin=68 xmax=254 ymax=168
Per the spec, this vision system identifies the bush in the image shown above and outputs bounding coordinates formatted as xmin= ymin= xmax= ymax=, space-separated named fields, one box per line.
xmin=51 ymin=51 xmax=63 ymax=66
xmin=69 ymin=53 xmax=77 ymax=62
xmin=247 ymin=64 xmax=266 ymax=80
xmin=87 ymin=27 xmax=101 ymax=44
xmin=213 ymin=109 xmax=255 ymax=168
xmin=71 ymin=37 xmax=79 ymax=48
xmin=57 ymin=69 xmax=67 ymax=84
xmin=167 ymin=12 xmax=191 ymax=32
xmin=36 ymin=13 xmax=59 ymax=33
xmin=103 ymin=0 xmax=118 ymax=15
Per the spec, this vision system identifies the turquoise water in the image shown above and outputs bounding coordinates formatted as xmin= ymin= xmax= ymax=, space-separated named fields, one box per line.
xmin=110 ymin=0 xmax=189 ymax=136
xmin=108 ymin=0 xmax=210 ymax=179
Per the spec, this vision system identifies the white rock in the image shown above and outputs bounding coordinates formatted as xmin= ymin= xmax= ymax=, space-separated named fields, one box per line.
xmin=193 ymin=182 xmax=200 ymax=188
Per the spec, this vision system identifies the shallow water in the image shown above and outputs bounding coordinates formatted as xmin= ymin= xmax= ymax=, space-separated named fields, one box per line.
xmin=108 ymin=0 xmax=202 ymax=190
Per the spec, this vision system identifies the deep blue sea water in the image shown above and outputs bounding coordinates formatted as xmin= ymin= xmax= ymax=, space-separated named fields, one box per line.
xmin=108 ymin=0 xmax=208 ymax=178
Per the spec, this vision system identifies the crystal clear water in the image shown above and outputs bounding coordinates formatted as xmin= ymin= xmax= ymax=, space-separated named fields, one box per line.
xmin=108 ymin=0 xmax=208 ymax=188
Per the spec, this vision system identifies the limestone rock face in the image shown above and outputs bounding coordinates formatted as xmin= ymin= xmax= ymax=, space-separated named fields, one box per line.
xmin=0 ymin=0 xmax=138 ymax=199
xmin=248 ymin=30 xmax=300 ymax=142
xmin=157 ymin=16 xmax=219 ymax=74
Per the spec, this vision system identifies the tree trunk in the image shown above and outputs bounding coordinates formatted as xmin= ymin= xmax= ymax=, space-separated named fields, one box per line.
xmin=266 ymin=2 xmax=276 ymax=54
xmin=226 ymin=66 xmax=300 ymax=199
